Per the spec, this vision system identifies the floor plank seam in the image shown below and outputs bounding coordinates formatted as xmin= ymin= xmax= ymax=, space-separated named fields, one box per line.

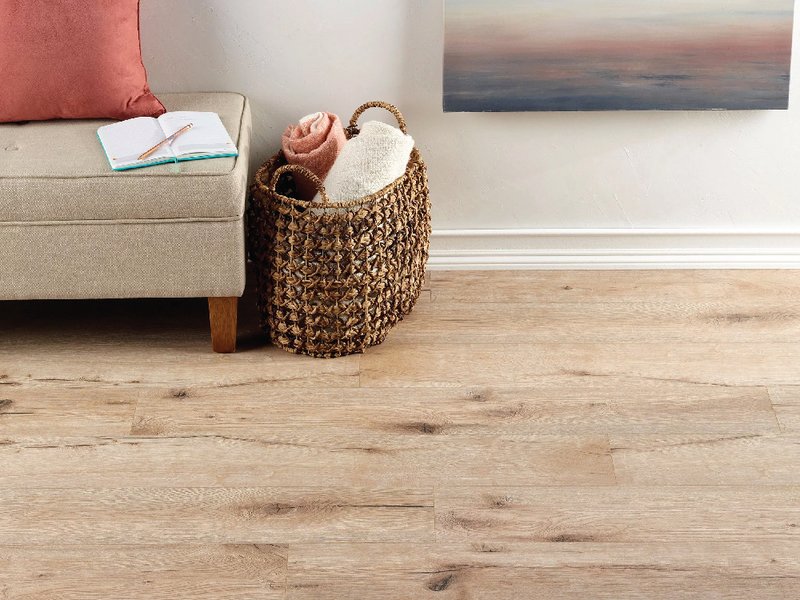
xmin=766 ymin=387 xmax=786 ymax=433
xmin=432 ymin=483 xmax=439 ymax=543
xmin=607 ymin=434 xmax=619 ymax=486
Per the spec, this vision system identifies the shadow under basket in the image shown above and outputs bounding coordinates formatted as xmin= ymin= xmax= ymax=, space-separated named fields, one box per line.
xmin=250 ymin=101 xmax=431 ymax=358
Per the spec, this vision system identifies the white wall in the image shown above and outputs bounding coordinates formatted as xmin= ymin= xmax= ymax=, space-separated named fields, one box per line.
xmin=141 ymin=0 xmax=800 ymax=268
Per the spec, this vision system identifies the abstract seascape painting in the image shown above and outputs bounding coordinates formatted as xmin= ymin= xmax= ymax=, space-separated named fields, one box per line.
xmin=444 ymin=0 xmax=795 ymax=111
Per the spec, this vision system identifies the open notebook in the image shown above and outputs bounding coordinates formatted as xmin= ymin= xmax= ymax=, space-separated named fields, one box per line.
xmin=97 ymin=111 xmax=238 ymax=171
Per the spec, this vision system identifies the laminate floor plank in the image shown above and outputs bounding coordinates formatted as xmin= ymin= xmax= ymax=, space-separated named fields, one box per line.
xmin=360 ymin=339 xmax=800 ymax=388
xmin=0 ymin=385 xmax=139 ymax=436
xmin=128 ymin=380 xmax=779 ymax=437
xmin=0 ymin=487 xmax=433 ymax=545
xmin=0 ymin=346 xmax=358 ymax=389
xmin=0 ymin=434 xmax=614 ymax=488
xmin=0 ymin=544 xmax=287 ymax=600
xmin=286 ymin=541 xmax=800 ymax=600
xmin=396 ymin=299 xmax=800 ymax=343
xmin=435 ymin=486 xmax=800 ymax=543
xmin=428 ymin=270 xmax=800 ymax=304
xmin=611 ymin=433 xmax=800 ymax=485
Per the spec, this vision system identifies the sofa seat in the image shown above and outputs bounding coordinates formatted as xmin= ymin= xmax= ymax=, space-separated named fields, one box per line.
xmin=0 ymin=93 xmax=251 ymax=305
xmin=0 ymin=92 xmax=248 ymax=223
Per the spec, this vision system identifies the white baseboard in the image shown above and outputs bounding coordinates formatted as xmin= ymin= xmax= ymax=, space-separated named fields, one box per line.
xmin=428 ymin=228 xmax=800 ymax=270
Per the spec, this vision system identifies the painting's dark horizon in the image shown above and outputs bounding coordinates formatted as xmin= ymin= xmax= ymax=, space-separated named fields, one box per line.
xmin=444 ymin=0 xmax=795 ymax=112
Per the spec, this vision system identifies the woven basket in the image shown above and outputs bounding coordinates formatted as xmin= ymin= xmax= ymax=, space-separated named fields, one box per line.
xmin=250 ymin=101 xmax=431 ymax=358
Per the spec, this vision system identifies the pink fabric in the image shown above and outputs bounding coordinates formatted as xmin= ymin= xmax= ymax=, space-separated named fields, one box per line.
xmin=0 ymin=0 xmax=165 ymax=123
xmin=282 ymin=112 xmax=347 ymax=200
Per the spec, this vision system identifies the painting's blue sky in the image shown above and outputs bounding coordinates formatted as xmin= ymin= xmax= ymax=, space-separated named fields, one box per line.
xmin=444 ymin=0 xmax=795 ymax=111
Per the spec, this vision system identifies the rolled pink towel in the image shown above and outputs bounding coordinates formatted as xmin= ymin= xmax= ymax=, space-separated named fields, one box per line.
xmin=281 ymin=112 xmax=347 ymax=200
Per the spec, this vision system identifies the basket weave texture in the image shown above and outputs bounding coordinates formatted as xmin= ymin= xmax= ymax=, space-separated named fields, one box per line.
xmin=250 ymin=101 xmax=431 ymax=358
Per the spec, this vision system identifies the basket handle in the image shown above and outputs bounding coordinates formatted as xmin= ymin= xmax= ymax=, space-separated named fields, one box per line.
xmin=348 ymin=101 xmax=408 ymax=135
xmin=270 ymin=164 xmax=331 ymax=204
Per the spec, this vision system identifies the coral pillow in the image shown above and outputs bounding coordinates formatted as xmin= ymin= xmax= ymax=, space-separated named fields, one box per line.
xmin=0 ymin=0 xmax=165 ymax=123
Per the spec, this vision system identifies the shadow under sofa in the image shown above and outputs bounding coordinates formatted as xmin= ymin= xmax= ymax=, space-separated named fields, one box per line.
xmin=0 ymin=92 xmax=252 ymax=353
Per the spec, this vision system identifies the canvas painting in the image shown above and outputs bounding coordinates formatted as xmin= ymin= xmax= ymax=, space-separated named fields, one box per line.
xmin=444 ymin=0 xmax=795 ymax=111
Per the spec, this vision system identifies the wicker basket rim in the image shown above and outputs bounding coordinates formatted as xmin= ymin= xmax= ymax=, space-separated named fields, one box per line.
xmin=254 ymin=147 xmax=423 ymax=210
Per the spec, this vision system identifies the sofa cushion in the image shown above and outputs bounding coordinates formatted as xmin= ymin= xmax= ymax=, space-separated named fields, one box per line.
xmin=0 ymin=0 xmax=165 ymax=123
xmin=0 ymin=93 xmax=251 ymax=223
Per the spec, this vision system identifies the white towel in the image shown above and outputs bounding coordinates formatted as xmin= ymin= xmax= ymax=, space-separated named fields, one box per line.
xmin=314 ymin=120 xmax=415 ymax=203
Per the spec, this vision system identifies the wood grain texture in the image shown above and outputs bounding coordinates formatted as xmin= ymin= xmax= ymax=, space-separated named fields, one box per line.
xmin=396 ymin=298 xmax=800 ymax=343
xmin=611 ymin=434 xmax=800 ymax=485
xmin=770 ymin=387 xmax=800 ymax=432
xmin=435 ymin=486 xmax=800 ymax=543
xmin=2 ymin=270 xmax=800 ymax=599
xmin=208 ymin=296 xmax=238 ymax=353
xmin=128 ymin=380 xmax=779 ymax=436
xmin=286 ymin=542 xmax=800 ymax=600
xmin=0 ymin=385 xmax=138 ymax=436
xmin=0 ymin=545 xmax=286 ymax=600
xmin=360 ymin=339 xmax=800 ymax=387
xmin=428 ymin=270 xmax=800 ymax=304
xmin=0 ymin=434 xmax=613 ymax=488
xmin=0 ymin=344 xmax=357 ymax=389
xmin=0 ymin=487 xmax=433 ymax=545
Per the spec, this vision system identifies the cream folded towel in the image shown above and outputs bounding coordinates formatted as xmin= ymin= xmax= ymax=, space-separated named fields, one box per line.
xmin=314 ymin=121 xmax=414 ymax=203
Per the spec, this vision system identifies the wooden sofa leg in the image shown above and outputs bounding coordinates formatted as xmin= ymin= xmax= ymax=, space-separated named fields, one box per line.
xmin=208 ymin=297 xmax=238 ymax=353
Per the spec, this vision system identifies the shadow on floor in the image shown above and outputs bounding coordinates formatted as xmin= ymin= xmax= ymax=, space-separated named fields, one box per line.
xmin=0 ymin=281 xmax=268 ymax=352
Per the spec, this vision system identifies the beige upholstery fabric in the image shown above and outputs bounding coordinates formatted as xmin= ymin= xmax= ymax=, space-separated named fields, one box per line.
xmin=1 ymin=220 xmax=245 ymax=300
xmin=0 ymin=93 xmax=250 ymax=222
xmin=0 ymin=92 xmax=251 ymax=300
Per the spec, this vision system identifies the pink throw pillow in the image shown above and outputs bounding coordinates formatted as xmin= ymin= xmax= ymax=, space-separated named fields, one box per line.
xmin=0 ymin=0 xmax=165 ymax=122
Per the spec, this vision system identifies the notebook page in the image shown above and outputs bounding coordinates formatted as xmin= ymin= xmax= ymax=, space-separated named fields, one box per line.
xmin=158 ymin=111 xmax=237 ymax=157
xmin=97 ymin=117 xmax=175 ymax=169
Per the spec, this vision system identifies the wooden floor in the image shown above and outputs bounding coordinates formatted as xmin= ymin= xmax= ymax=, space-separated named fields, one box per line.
xmin=2 ymin=270 xmax=800 ymax=599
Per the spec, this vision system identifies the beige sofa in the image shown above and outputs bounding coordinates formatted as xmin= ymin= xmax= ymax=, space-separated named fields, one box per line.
xmin=0 ymin=93 xmax=251 ymax=352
